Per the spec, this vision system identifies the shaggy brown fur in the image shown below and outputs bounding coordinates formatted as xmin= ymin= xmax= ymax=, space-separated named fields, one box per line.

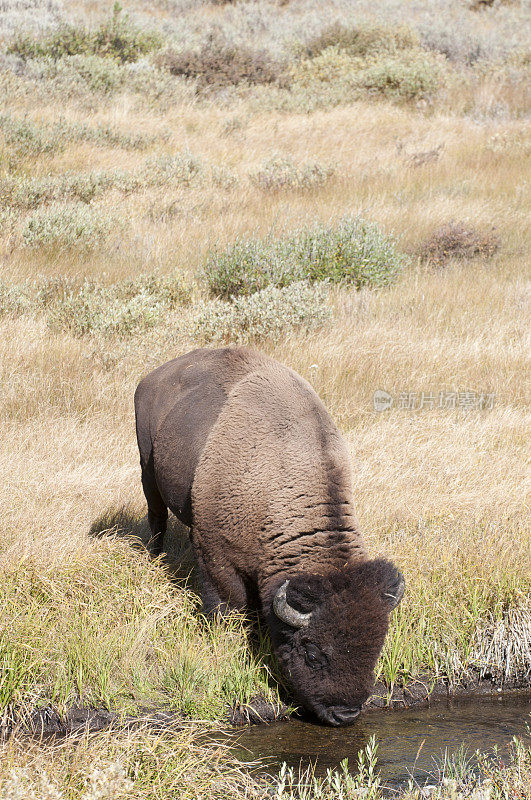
xmin=135 ymin=346 xmax=404 ymax=725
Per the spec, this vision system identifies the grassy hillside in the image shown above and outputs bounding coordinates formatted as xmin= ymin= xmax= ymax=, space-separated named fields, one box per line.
xmin=0 ymin=0 xmax=529 ymax=796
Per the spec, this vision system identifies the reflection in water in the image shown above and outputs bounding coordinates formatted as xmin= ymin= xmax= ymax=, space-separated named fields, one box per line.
xmin=230 ymin=694 xmax=531 ymax=787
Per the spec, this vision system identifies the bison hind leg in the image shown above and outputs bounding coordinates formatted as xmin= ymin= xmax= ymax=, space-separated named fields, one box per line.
xmin=148 ymin=508 xmax=167 ymax=556
xmin=141 ymin=467 xmax=168 ymax=557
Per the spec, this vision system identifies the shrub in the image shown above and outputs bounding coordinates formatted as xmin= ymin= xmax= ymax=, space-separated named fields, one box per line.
xmin=141 ymin=152 xmax=204 ymax=187
xmin=159 ymin=37 xmax=287 ymax=91
xmin=418 ymin=222 xmax=500 ymax=265
xmin=205 ymin=217 xmax=407 ymax=298
xmin=47 ymin=283 xmax=162 ymax=338
xmin=210 ymin=165 xmax=239 ymax=190
xmin=22 ymin=203 xmax=115 ymax=250
xmin=0 ymin=114 xmax=156 ymax=157
xmin=90 ymin=2 xmax=161 ymax=62
xmin=114 ymin=273 xmax=191 ymax=309
xmin=290 ymin=46 xmax=359 ymax=90
xmin=0 ymin=280 xmax=31 ymax=317
xmin=250 ymin=155 xmax=334 ymax=192
xmin=355 ymin=50 xmax=443 ymax=101
xmin=52 ymin=53 xmax=126 ymax=94
xmin=0 ymin=114 xmax=64 ymax=155
xmin=42 ymin=273 xmax=190 ymax=337
xmin=0 ymin=208 xmax=17 ymax=238
xmin=291 ymin=46 xmax=443 ymax=104
xmin=303 ymin=22 xmax=419 ymax=59
xmin=9 ymin=3 xmax=161 ymax=64
xmin=9 ymin=22 xmax=93 ymax=61
xmin=1 ymin=152 xmax=205 ymax=214
xmin=60 ymin=118 xmax=158 ymax=150
xmin=0 ymin=170 xmax=137 ymax=209
xmin=420 ymin=27 xmax=486 ymax=65
xmin=191 ymin=281 xmax=331 ymax=345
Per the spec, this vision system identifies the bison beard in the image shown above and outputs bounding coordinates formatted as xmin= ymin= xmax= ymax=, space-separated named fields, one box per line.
xmin=135 ymin=346 xmax=405 ymax=725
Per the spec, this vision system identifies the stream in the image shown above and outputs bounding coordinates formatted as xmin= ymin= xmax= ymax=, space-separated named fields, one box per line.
xmin=230 ymin=693 xmax=531 ymax=788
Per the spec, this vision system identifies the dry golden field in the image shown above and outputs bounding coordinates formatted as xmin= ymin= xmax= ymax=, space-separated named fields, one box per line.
xmin=0 ymin=0 xmax=529 ymax=797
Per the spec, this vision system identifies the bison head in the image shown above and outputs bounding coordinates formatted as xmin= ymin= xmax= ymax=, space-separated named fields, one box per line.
xmin=267 ymin=558 xmax=404 ymax=726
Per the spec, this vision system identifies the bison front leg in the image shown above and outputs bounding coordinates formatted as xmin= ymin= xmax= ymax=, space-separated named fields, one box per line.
xmin=192 ymin=543 xmax=247 ymax=620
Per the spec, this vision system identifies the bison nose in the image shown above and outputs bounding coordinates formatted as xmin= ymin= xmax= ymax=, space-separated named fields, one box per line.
xmin=321 ymin=705 xmax=362 ymax=727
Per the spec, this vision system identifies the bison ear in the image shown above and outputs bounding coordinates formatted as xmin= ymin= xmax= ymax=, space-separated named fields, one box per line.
xmin=381 ymin=566 xmax=405 ymax=610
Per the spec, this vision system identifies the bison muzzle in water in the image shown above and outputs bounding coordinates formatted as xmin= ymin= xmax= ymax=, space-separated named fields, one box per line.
xmin=135 ymin=347 xmax=405 ymax=726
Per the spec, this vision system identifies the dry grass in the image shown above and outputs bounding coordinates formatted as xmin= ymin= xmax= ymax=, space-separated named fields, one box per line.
xmin=0 ymin=0 xmax=529 ymax=770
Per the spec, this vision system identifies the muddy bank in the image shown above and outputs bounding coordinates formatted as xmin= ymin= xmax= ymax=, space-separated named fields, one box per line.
xmin=366 ymin=671 xmax=530 ymax=712
xmin=3 ymin=671 xmax=529 ymax=739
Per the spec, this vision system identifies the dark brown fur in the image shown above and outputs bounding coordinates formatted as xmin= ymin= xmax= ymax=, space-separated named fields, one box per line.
xmin=135 ymin=347 xmax=404 ymax=725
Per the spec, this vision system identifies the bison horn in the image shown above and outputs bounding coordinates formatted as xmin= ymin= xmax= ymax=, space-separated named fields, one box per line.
xmin=384 ymin=572 xmax=405 ymax=609
xmin=273 ymin=580 xmax=312 ymax=628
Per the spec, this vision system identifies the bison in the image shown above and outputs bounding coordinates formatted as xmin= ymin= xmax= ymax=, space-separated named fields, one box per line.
xmin=134 ymin=346 xmax=404 ymax=726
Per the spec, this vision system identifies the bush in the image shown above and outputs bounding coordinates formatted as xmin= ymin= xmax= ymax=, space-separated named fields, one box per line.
xmin=47 ymin=284 xmax=162 ymax=338
xmin=210 ymin=165 xmax=239 ymax=190
xmin=1 ymin=152 xmax=204 ymax=213
xmin=303 ymin=22 xmax=419 ymax=59
xmin=114 ymin=273 xmax=191 ymax=309
xmin=418 ymin=221 xmax=500 ymax=265
xmin=140 ymin=152 xmax=204 ymax=187
xmin=22 ymin=203 xmax=115 ymax=250
xmin=9 ymin=3 xmax=161 ymax=64
xmin=291 ymin=45 xmax=443 ymax=104
xmin=0 ymin=208 xmax=17 ymax=238
xmin=420 ymin=27 xmax=486 ymax=65
xmin=355 ymin=50 xmax=443 ymax=100
xmin=0 ymin=114 xmax=156 ymax=157
xmin=0 ymin=114 xmax=64 ymax=155
xmin=40 ymin=273 xmax=190 ymax=337
xmin=191 ymin=281 xmax=331 ymax=345
xmin=290 ymin=46 xmax=359 ymax=90
xmin=159 ymin=37 xmax=287 ymax=91
xmin=52 ymin=53 xmax=126 ymax=94
xmin=0 ymin=280 xmax=31 ymax=317
xmin=250 ymin=155 xmax=334 ymax=192
xmin=205 ymin=217 xmax=408 ymax=298
xmin=0 ymin=170 xmax=136 ymax=209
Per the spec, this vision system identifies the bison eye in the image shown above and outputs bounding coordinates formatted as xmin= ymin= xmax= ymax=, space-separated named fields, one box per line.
xmin=303 ymin=643 xmax=328 ymax=670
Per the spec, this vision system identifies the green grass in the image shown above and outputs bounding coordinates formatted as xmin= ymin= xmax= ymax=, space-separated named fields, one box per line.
xmin=0 ymin=536 xmax=276 ymax=721
xmin=376 ymin=517 xmax=530 ymax=694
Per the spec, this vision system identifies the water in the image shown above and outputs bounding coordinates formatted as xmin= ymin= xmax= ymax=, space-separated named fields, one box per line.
xmin=230 ymin=694 xmax=531 ymax=787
